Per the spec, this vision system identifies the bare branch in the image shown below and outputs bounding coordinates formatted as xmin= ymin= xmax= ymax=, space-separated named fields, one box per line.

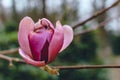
xmin=0 ymin=48 xmax=18 ymax=54
xmin=75 ymin=14 xmax=120 ymax=35
xmin=0 ymin=54 xmax=24 ymax=63
xmin=52 ymin=65 xmax=120 ymax=70
xmin=72 ymin=0 xmax=120 ymax=29
xmin=1 ymin=53 xmax=120 ymax=71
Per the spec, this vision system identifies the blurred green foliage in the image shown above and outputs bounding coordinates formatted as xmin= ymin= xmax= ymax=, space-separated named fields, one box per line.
xmin=59 ymin=32 xmax=97 ymax=63
xmin=0 ymin=32 xmax=18 ymax=50
xmin=59 ymin=69 xmax=106 ymax=80
xmin=57 ymin=32 xmax=107 ymax=80
xmin=4 ymin=21 xmax=18 ymax=33
xmin=0 ymin=60 xmax=58 ymax=80
xmin=0 ymin=20 xmax=18 ymax=50
xmin=0 ymin=0 xmax=108 ymax=78
xmin=109 ymin=34 xmax=120 ymax=55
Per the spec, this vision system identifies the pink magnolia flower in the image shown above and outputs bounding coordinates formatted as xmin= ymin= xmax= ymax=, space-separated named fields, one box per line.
xmin=18 ymin=16 xmax=73 ymax=66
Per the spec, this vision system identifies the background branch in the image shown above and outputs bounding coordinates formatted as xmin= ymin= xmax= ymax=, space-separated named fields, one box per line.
xmin=72 ymin=0 xmax=120 ymax=29
xmin=75 ymin=14 xmax=120 ymax=35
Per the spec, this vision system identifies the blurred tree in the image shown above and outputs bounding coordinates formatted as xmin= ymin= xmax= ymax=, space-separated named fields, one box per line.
xmin=4 ymin=21 xmax=18 ymax=33
xmin=61 ymin=0 xmax=79 ymax=24
xmin=92 ymin=0 xmax=113 ymax=60
xmin=109 ymin=34 xmax=120 ymax=55
xmin=0 ymin=0 xmax=6 ymax=22
xmin=42 ymin=0 xmax=47 ymax=17
xmin=12 ymin=0 xmax=19 ymax=22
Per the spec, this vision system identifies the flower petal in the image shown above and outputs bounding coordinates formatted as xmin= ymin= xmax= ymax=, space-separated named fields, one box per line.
xmin=18 ymin=16 xmax=34 ymax=57
xmin=60 ymin=25 xmax=73 ymax=52
xmin=40 ymin=18 xmax=54 ymax=30
xmin=28 ymin=31 xmax=47 ymax=61
xmin=47 ymin=21 xmax=64 ymax=63
xmin=19 ymin=49 xmax=45 ymax=66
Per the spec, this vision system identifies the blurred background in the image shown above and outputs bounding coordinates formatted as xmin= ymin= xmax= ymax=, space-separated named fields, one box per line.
xmin=0 ymin=0 xmax=120 ymax=80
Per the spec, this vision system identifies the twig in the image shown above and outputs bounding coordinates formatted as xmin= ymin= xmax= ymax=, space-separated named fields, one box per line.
xmin=0 ymin=54 xmax=24 ymax=63
xmin=1 ymin=53 xmax=120 ymax=71
xmin=0 ymin=48 xmax=18 ymax=54
xmin=75 ymin=14 xmax=120 ymax=35
xmin=52 ymin=65 xmax=120 ymax=70
xmin=72 ymin=0 xmax=120 ymax=29
xmin=74 ymin=18 xmax=108 ymax=36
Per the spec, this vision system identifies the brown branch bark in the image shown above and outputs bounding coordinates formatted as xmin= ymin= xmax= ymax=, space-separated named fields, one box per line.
xmin=72 ymin=0 xmax=120 ymax=29
xmin=0 ymin=48 xmax=18 ymax=54
xmin=1 ymin=53 xmax=120 ymax=70
xmin=74 ymin=18 xmax=109 ymax=36
xmin=75 ymin=14 xmax=120 ymax=35
xmin=52 ymin=65 xmax=120 ymax=70
xmin=0 ymin=54 xmax=24 ymax=63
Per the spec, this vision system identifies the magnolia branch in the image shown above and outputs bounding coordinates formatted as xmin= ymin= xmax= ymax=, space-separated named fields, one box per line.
xmin=0 ymin=53 xmax=120 ymax=70
xmin=0 ymin=48 xmax=18 ymax=54
xmin=0 ymin=54 xmax=24 ymax=63
xmin=1 ymin=53 xmax=120 ymax=75
xmin=52 ymin=65 xmax=120 ymax=70
xmin=72 ymin=0 xmax=120 ymax=29
xmin=1 ymin=54 xmax=120 ymax=70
